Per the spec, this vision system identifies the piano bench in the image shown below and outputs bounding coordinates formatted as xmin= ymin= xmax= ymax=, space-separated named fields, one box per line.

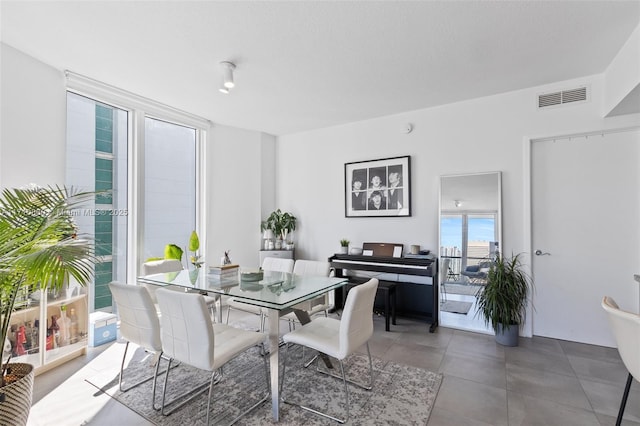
xmin=343 ymin=279 xmax=397 ymax=331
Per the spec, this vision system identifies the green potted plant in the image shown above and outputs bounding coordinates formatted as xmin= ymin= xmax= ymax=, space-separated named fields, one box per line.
xmin=476 ymin=253 xmax=531 ymax=346
xmin=0 ymin=185 xmax=100 ymax=425
xmin=339 ymin=239 xmax=350 ymax=254
xmin=263 ymin=209 xmax=297 ymax=250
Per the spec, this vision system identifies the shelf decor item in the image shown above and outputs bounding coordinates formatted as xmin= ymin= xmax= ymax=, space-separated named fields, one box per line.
xmin=0 ymin=185 xmax=100 ymax=425
xmin=476 ymin=253 xmax=532 ymax=347
xmin=345 ymin=155 xmax=411 ymax=218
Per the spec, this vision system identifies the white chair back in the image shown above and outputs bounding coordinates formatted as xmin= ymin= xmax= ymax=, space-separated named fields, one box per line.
xmin=602 ymin=296 xmax=640 ymax=379
xmin=262 ymin=257 xmax=294 ymax=273
xmin=292 ymin=260 xmax=332 ymax=310
xmin=293 ymin=259 xmax=330 ymax=277
xmin=142 ymin=259 xmax=183 ymax=275
xmin=108 ymin=282 xmax=162 ymax=351
xmin=339 ymin=278 xmax=378 ymax=358
xmin=156 ymin=288 xmax=215 ymax=372
xmin=141 ymin=259 xmax=184 ymax=303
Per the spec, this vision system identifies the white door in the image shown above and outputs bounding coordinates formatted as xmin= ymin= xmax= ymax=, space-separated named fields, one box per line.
xmin=531 ymin=128 xmax=640 ymax=347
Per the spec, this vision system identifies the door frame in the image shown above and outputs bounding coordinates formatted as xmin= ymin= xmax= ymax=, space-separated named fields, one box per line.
xmin=522 ymin=125 xmax=640 ymax=339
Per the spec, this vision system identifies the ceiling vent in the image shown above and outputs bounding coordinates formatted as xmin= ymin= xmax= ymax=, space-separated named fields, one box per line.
xmin=538 ymin=86 xmax=588 ymax=109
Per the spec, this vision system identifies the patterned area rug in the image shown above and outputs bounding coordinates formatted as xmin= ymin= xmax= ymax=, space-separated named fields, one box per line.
xmin=86 ymin=343 xmax=442 ymax=426
xmin=440 ymin=300 xmax=473 ymax=315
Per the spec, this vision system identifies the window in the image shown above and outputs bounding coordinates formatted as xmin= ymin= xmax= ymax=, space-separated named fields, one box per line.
xmin=143 ymin=118 xmax=197 ymax=260
xmin=440 ymin=213 xmax=497 ymax=279
xmin=66 ymin=93 xmax=128 ymax=311
xmin=65 ymin=72 xmax=208 ymax=314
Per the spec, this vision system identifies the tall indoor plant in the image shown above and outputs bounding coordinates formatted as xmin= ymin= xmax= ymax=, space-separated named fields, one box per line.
xmin=476 ymin=253 xmax=531 ymax=346
xmin=0 ymin=185 xmax=99 ymax=424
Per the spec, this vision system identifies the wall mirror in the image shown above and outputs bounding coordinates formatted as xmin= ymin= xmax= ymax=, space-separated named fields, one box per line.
xmin=439 ymin=172 xmax=502 ymax=333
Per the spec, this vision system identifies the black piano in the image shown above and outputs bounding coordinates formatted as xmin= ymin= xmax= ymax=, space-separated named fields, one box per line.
xmin=328 ymin=253 xmax=439 ymax=332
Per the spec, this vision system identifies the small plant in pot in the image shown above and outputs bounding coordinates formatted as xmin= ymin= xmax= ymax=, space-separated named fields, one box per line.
xmin=0 ymin=186 xmax=100 ymax=425
xmin=476 ymin=253 xmax=531 ymax=347
xmin=339 ymin=239 xmax=350 ymax=254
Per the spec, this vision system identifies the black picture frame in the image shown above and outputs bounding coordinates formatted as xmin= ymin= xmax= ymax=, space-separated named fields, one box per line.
xmin=345 ymin=155 xmax=411 ymax=217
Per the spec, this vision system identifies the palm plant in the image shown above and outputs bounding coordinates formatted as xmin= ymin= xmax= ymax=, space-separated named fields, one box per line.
xmin=0 ymin=186 xmax=99 ymax=385
xmin=476 ymin=253 xmax=531 ymax=333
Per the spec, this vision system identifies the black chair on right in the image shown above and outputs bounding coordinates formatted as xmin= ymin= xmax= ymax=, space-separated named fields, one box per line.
xmin=601 ymin=296 xmax=640 ymax=426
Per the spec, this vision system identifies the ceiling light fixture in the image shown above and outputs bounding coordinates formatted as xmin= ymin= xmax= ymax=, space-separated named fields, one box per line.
xmin=454 ymin=200 xmax=462 ymax=208
xmin=220 ymin=61 xmax=236 ymax=89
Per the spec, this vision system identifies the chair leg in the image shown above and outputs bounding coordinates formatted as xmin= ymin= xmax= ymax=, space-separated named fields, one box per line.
xmin=157 ymin=357 xmax=211 ymax=415
xmin=616 ymin=372 xmax=633 ymax=426
xmin=119 ymin=342 xmax=169 ymax=396
xmin=284 ymin=344 xmax=376 ymax=424
xmin=313 ymin=344 xmax=374 ymax=391
xmin=227 ymin=345 xmax=270 ymax=426
xmin=339 ymin=359 xmax=349 ymax=423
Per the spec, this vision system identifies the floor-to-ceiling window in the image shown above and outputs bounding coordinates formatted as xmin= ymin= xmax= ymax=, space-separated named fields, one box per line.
xmin=143 ymin=118 xmax=197 ymax=260
xmin=65 ymin=74 xmax=207 ymax=313
xmin=66 ymin=92 xmax=128 ymax=311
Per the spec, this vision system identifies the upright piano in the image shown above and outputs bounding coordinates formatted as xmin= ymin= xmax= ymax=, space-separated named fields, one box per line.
xmin=328 ymin=254 xmax=439 ymax=332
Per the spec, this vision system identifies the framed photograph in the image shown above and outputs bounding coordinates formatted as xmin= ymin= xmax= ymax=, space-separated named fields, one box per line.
xmin=345 ymin=155 xmax=411 ymax=217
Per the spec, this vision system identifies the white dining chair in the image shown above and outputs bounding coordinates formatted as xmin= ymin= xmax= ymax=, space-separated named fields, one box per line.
xmin=155 ymin=289 xmax=269 ymax=425
xmin=281 ymin=278 xmax=378 ymax=423
xmin=282 ymin=260 xmax=332 ymax=330
xmin=601 ymin=296 xmax=640 ymax=426
xmin=108 ymin=282 xmax=167 ymax=408
xmin=225 ymin=257 xmax=294 ymax=329
xmin=142 ymin=259 xmax=218 ymax=320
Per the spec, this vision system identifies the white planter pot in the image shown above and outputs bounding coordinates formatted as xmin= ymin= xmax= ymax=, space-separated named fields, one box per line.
xmin=339 ymin=246 xmax=349 ymax=254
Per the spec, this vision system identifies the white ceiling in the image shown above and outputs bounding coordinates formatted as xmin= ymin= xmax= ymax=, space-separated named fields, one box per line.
xmin=2 ymin=1 xmax=639 ymax=136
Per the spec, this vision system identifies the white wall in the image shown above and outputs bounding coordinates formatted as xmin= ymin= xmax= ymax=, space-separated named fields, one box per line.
xmin=604 ymin=24 xmax=640 ymax=117
xmin=206 ymin=125 xmax=271 ymax=268
xmin=1 ymin=43 xmax=67 ymax=187
xmin=277 ymin=74 xmax=640 ymax=340
xmin=278 ymin=75 xmax=639 ymax=260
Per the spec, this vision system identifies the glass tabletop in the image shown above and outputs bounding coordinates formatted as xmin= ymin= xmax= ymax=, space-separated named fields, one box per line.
xmin=138 ymin=268 xmax=347 ymax=310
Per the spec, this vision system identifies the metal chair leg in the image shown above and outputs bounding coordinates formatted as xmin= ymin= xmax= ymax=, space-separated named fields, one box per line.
xmin=313 ymin=343 xmax=374 ymax=391
xmin=284 ymin=343 xmax=376 ymax=424
xmin=119 ymin=342 xmax=170 ymax=396
xmin=616 ymin=373 xmax=633 ymax=426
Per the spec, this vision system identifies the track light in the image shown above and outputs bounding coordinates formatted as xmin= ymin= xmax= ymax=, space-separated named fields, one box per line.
xmin=220 ymin=61 xmax=236 ymax=89
xmin=454 ymin=200 xmax=462 ymax=208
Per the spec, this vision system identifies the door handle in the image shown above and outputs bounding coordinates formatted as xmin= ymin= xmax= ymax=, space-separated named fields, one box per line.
xmin=535 ymin=250 xmax=551 ymax=256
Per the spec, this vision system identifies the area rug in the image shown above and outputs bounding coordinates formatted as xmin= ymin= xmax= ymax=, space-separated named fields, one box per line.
xmin=440 ymin=300 xmax=473 ymax=315
xmin=442 ymin=283 xmax=482 ymax=296
xmin=86 ymin=343 xmax=442 ymax=425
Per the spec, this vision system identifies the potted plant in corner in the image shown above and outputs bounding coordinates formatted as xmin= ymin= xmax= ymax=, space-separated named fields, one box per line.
xmin=0 ymin=185 xmax=99 ymax=426
xmin=263 ymin=209 xmax=297 ymax=250
xmin=476 ymin=253 xmax=531 ymax=347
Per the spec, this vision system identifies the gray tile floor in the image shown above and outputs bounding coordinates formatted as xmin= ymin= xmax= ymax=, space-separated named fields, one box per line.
xmin=29 ymin=309 xmax=640 ymax=425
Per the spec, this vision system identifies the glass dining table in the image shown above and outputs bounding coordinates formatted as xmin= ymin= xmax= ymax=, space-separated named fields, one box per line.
xmin=138 ymin=267 xmax=347 ymax=422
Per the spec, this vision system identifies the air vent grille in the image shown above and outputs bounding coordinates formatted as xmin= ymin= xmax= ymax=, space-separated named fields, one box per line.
xmin=538 ymin=86 xmax=588 ymax=109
